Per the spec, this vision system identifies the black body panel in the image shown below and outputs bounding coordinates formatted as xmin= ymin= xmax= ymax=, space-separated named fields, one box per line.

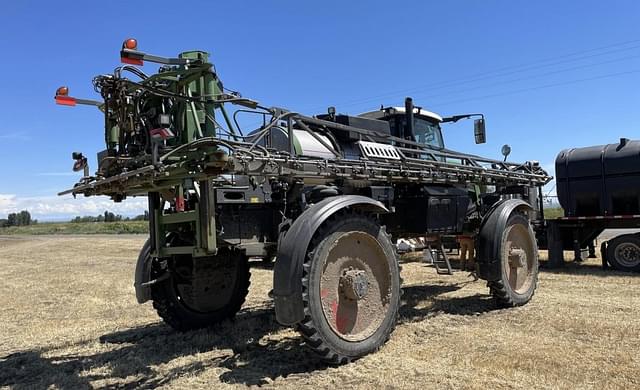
xmin=384 ymin=186 xmax=470 ymax=234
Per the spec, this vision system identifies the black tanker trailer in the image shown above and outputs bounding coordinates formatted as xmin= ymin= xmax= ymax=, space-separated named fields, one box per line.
xmin=540 ymin=137 xmax=640 ymax=272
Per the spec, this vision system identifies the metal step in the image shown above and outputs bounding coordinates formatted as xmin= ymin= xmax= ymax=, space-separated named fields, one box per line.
xmin=423 ymin=244 xmax=453 ymax=275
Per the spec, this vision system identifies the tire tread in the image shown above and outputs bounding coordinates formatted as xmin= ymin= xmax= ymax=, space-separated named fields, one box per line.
xmin=151 ymin=252 xmax=251 ymax=332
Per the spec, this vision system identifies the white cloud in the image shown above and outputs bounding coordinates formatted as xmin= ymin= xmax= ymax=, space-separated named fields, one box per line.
xmin=0 ymin=193 xmax=147 ymax=221
xmin=0 ymin=131 xmax=31 ymax=141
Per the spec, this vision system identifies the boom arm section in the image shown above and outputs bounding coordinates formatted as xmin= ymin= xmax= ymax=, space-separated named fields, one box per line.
xmin=59 ymin=129 xmax=550 ymax=198
xmin=56 ymin=41 xmax=552 ymax=199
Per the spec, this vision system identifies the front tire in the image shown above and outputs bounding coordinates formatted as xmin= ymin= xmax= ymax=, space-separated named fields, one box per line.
xmin=488 ymin=213 xmax=539 ymax=307
xmin=297 ymin=211 xmax=401 ymax=364
xmin=151 ymin=248 xmax=250 ymax=331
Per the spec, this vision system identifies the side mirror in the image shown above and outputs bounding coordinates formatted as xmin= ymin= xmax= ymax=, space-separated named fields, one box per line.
xmin=474 ymin=118 xmax=486 ymax=144
xmin=501 ymin=144 xmax=511 ymax=161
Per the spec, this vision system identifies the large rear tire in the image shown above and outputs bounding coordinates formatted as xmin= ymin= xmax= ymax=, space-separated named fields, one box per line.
xmin=606 ymin=234 xmax=640 ymax=272
xmin=297 ymin=211 xmax=401 ymax=364
xmin=151 ymin=248 xmax=250 ymax=331
xmin=488 ymin=213 xmax=538 ymax=307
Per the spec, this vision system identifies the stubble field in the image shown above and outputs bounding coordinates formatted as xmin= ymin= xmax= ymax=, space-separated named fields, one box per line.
xmin=0 ymin=235 xmax=638 ymax=389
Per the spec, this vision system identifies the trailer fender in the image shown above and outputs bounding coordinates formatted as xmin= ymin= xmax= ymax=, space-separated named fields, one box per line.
xmin=476 ymin=199 xmax=533 ymax=281
xmin=273 ymin=195 xmax=389 ymax=325
xmin=134 ymin=239 xmax=153 ymax=304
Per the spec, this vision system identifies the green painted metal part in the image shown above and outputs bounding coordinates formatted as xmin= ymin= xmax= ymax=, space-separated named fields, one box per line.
xmin=127 ymin=51 xmax=223 ymax=258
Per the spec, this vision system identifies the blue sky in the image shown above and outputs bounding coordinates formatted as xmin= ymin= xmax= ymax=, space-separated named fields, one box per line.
xmin=1 ymin=1 xmax=639 ymax=220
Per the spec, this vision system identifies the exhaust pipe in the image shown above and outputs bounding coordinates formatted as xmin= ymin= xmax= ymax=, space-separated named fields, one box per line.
xmin=404 ymin=97 xmax=414 ymax=140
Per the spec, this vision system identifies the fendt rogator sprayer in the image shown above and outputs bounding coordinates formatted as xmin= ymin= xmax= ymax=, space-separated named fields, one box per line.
xmin=55 ymin=39 xmax=551 ymax=363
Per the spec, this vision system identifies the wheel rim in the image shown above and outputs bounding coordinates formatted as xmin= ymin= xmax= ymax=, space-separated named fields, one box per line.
xmin=173 ymin=252 xmax=241 ymax=313
xmin=613 ymin=242 xmax=640 ymax=268
xmin=319 ymin=231 xmax=392 ymax=342
xmin=502 ymin=224 xmax=535 ymax=294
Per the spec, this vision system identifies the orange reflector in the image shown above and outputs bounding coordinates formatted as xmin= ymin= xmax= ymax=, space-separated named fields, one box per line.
xmin=55 ymin=96 xmax=77 ymax=106
xmin=121 ymin=56 xmax=143 ymax=66
xmin=56 ymin=86 xmax=69 ymax=96
xmin=123 ymin=38 xmax=138 ymax=50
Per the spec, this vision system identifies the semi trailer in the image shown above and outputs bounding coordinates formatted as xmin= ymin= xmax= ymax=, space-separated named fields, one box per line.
xmin=55 ymin=39 xmax=551 ymax=363
xmin=540 ymin=138 xmax=640 ymax=272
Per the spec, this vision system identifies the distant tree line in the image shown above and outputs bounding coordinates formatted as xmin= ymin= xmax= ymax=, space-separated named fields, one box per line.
xmin=70 ymin=210 xmax=149 ymax=223
xmin=0 ymin=210 xmax=37 ymax=227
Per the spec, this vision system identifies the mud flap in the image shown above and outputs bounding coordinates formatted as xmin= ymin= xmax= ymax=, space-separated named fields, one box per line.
xmin=476 ymin=199 xmax=533 ymax=281
xmin=273 ymin=195 xmax=388 ymax=326
xmin=134 ymin=239 xmax=152 ymax=303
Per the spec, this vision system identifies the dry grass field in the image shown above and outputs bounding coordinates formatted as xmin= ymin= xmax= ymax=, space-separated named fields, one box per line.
xmin=0 ymin=235 xmax=638 ymax=389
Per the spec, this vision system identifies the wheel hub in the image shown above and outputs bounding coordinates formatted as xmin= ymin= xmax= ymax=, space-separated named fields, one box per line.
xmin=340 ymin=268 xmax=369 ymax=300
xmin=614 ymin=242 xmax=640 ymax=267
xmin=508 ymin=248 xmax=526 ymax=268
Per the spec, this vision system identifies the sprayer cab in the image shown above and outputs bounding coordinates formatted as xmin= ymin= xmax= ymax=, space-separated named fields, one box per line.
xmin=358 ymin=98 xmax=486 ymax=149
xmin=359 ymin=105 xmax=446 ymax=149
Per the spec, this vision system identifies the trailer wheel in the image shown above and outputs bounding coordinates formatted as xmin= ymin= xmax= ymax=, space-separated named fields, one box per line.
xmin=606 ymin=234 xmax=640 ymax=272
xmin=297 ymin=211 xmax=401 ymax=364
xmin=151 ymin=248 xmax=250 ymax=331
xmin=488 ymin=213 xmax=538 ymax=307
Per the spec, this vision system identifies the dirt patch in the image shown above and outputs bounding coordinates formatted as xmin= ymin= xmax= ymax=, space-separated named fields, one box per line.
xmin=0 ymin=236 xmax=638 ymax=389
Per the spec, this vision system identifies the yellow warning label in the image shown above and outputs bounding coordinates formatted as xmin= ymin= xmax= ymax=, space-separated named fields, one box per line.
xmin=250 ymin=197 xmax=260 ymax=203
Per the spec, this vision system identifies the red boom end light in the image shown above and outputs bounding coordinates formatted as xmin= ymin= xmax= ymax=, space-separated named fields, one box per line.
xmin=121 ymin=39 xmax=143 ymax=65
xmin=56 ymin=86 xmax=69 ymax=96
xmin=55 ymin=86 xmax=75 ymax=105
xmin=123 ymin=38 xmax=138 ymax=50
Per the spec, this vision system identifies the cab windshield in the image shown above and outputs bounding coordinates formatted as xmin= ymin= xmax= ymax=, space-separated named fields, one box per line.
xmin=413 ymin=118 xmax=444 ymax=149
